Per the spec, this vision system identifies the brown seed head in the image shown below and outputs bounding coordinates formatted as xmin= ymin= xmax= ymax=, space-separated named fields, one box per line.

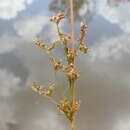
xmin=66 ymin=69 xmax=80 ymax=81
xmin=79 ymin=44 xmax=89 ymax=53
xmin=80 ymin=24 xmax=88 ymax=30
xmin=50 ymin=13 xmax=66 ymax=24
xmin=32 ymin=82 xmax=44 ymax=93
xmin=71 ymin=101 xmax=80 ymax=112
xmin=78 ymin=23 xmax=88 ymax=44
xmin=66 ymin=48 xmax=77 ymax=64
xmin=50 ymin=57 xmax=63 ymax=71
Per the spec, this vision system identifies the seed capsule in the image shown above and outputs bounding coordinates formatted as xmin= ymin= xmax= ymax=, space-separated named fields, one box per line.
xmin=33 ymin=40 xmax=47 ymax=49
xmin=32 ymin=82 xmax=44 ymax=93
xmin=50 ymin=13 xmax=66 ymax=24
xmin=50 ymin=57 xmax=63 ymax=71
xmin=71 ymin=101 xmax=80 ymax=112
xmin=66 ymin=48 xmax=77 ymax=64
xmin=80 ymin=24 xmax=88 ymax=30
xmin=65 ymin=68 xmax=80 ymax=81
xmin=79 ymin=44 xmax=89 ymax=53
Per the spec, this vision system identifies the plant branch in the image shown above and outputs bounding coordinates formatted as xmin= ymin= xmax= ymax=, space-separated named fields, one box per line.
xmin=70 ymin=0 xmax=75 ymax=52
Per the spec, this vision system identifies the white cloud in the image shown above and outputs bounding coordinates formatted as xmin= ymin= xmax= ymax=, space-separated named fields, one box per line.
xmin=0 ymin=69 xmax=20 ymax=129
xmin=14 ymin=12 xmax=60 ymax=41
xmin=79 ymin=3 xmax=88 ymax=16
xmin=114 ymin=118 xmax=130 ymax=130
xmin=32 ymin=111 xmax=65 ymax=130
xmin=97 ymin=0 xmax=130 ymax=33
xmin=14 ymin=14 xmax=49 ymax=40
xmin=90 ymin=34 xmax=130 ymax=61
xmin=0 ymin=35 xmax=20 ymax=54
xmin=0 ymin=69 xmax=21 ymax=97
xmin=0 ymin=0 xmax=33 ymax=20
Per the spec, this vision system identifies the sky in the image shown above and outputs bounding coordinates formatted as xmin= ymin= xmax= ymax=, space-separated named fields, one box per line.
xmin=0 ymin=0 xmax=130 ymax=130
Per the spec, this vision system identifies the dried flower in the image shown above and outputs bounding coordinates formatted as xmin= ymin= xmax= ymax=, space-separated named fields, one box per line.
xmin=80 ymin=23 xmax=88 ymax=30
xmin=32 ymin=82 xmax=55 ymax=97
xmin=65 ymin=68 xmax=80 ymax=81
xmin=50 ymin=57 xmax=63 ymax=71
xmin=32 ymin=82 xmax=44 ymax=93
xmin=57 ymin=99 xmax=80 ymax=121
xmin=63 ymin=34 xmax=71 ymax=42
xmin=50 ymin=13 xmax=66 ymax=24
xmin=33 ymin=40 xmax=47 ymax=49
xmin=34 ymin=40 xmax=58 ymax=53
xmin=57 ymin=99 xmax=69 ymax=112
xmin=79 ymin=43 xmax=89 ymax=53
xmin=78 ymin=23 xmax=88 ymax=44
xmin=41 ymin=84 xmax=55 ymax=97
xmin=71 ymin=101 xmax=80 ymax=112
xmin=66 ymin=48 xmax=77 ymax=64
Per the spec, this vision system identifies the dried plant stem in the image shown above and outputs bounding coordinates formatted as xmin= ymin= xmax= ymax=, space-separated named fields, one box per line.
xmin=70 ymin=119 xmax=76 ymax=130
xmin=70 ymin=0 xmax=76 ymax=130
xmin=70 ymin=0 xmax=75 ymax=51
xmin=70 ymin=80 xmax=76 ymax=130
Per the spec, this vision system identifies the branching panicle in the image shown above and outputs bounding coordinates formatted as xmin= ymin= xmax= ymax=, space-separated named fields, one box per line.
xmin=31 ymin=6 xmax=89 ymax=130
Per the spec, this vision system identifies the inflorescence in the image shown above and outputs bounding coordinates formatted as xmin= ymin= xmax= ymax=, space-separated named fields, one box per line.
xmin=32 ymin=12 xmax=89 ymax=122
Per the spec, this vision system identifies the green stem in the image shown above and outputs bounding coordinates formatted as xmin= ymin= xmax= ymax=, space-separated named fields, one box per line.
xmin=69 ymin=80 xmax=75 ymax=104
xmin=70 ymin=119 xmax=76 ymax=130
xmin=69 ymin=79 xmax=76 ymax=130
xmin=56 ymin=23 xmax=68 ymax=54
xmin=56 ymin=23 xmax=61 ymax=36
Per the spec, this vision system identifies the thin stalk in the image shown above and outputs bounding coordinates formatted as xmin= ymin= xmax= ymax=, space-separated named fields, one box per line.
xmin=70 ymin=0 xmax=76 ymax=130
xmin=56 ymin=23 xmax=61 ymax=37
xmin=69 ymin=79 xmax=76 ymax=130
xmin=70 ymin=0 xmax=75 ymax=51
xmin=70 ymin=119 xmax=76 ymax=130
xmin=69 ymin=80 xmax=75 ymax=105
xmin=56 ymin=23 xmax=68 ymax=54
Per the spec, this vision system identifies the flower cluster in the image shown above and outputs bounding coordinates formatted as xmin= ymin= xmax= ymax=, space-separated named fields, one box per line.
xmin=49 ymin=57 xmax=63 ymax=71
xmin=57 ymin=99 xmax=80 ymax=121
xmin=33 ymin=40 xmax=58 ymax=53
xmin=78 ymin=23 xmax=89 ymax=53
xmin=50 ymin=13 xmax=67 ymax=24
xmin=67 ymin=49 xmax=75 ymax=64
xmin=32 ymin=82 xmax=55 ymax=97
xmin=79 ymin=23 xmax=88 ymax=43
xmin=64 ymin=67 xmax=80 ymax=82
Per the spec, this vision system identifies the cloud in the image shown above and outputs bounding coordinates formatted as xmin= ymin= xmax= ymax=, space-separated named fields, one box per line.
xmin=14 ymin=14 xmax=49 ymax=40
xmin=0 ymin=0 xmax=33 ymax=20
xmin=0 ymin=34 xmax=20 ymax=54
xmin=97 ymin=0 xmax=130 ymax=33
xmin=0 ymin=13 xmax=57 ymax=54
xmin=14 ymin=11 xmax=61 ymax=41
xmin=114 ymin=118 xmax=130 ymax=130
xmin=90 ymin=34 xmax=130 ymax=61
xmin=79 ymin=3 xmax=88 ymax=16
xmin=31 ymin=111 xmax=65 ymax=130
xmin=0 ymin=69 xmax=21 ymax=97
xmin=0 ymin=69 xmax=20 ymax=130
xmin=0 ymin=101 xmax=17 ymax=130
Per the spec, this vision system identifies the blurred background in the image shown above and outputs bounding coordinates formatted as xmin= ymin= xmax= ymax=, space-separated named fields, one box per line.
xmin=0 ymin=0 xmax=130 ymax=130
